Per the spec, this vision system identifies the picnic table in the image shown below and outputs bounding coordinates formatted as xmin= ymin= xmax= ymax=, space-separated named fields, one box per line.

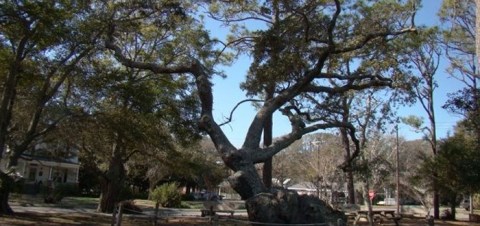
xmin=201 ymin=201 xmax=236 ymax=217
xmin=353 ymin=209 xmax=401 ymax=226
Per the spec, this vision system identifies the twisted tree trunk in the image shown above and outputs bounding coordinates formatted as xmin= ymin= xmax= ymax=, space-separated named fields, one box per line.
xmin=97 ymin=145 xmax=126 ymax=213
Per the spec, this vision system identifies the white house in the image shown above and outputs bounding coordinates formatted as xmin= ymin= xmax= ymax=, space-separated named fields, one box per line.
xmin=0 ymin=144 xmax=80 ymax=186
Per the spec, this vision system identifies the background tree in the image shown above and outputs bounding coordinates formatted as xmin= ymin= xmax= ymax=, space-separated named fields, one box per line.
xmin=299 ymin=133 xmax=344 ymax=201
xmin=401 ymin=139 xmax=433 ymax=213
xmin=402 ymin=28 xmax=442 ymax=218
xmin=355 ymin=129 xmax=397 ymax=226
xmin=0 ymin=0 xmax=100 ymax=214
xmin=270 ymin=139 xmax=303 ymax=188
xmin=144 ymin=137 xmax=228 ymax=197
xmin=440 ymin=0 xmax=480 ymax=149
xmin=439 ymin=0 xmax=479 ymax=215
xmin=67 ymin=19 xmax=202 ymax=212
xmin=412 ymin=123 xmax=480 ymax=220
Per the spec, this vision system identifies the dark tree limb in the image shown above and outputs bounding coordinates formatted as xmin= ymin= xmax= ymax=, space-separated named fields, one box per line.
xmin=219 ymin=99 xmax=264 ymax=127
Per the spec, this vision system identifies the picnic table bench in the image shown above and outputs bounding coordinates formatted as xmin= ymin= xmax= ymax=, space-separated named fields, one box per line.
xmin=201 ymin=201 xmax=236 ymax=217
xmin=353 ymin=210 xmax=401 ymax=226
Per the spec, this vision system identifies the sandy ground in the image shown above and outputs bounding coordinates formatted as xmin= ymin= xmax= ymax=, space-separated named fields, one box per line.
xmin=2 ymin=196 xmax=480 ymax=225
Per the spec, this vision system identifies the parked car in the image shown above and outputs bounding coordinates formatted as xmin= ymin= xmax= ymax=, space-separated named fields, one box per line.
xmin=191 ymin=192 xmax=223 ymax=201
xmin=461 ymin=199 xmax=471 ymax=211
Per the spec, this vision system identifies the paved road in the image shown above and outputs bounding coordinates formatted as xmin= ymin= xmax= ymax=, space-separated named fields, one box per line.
xmin=10 ymin=201 xmax=248 ymax=218
xmin=12 ymin=204 xmax=96 ymax=214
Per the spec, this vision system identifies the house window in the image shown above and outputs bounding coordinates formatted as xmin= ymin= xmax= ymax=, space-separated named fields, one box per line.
xmin=63 ymin=169 xmax=68 ymax=183
xmin=28 ymin=168 xmax=37 ymax=181
xmin=53 ymin=172 xmax=61 ymax=183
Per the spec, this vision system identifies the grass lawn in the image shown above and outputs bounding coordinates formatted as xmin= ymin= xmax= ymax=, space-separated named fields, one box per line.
xmin=10 ymin=193 xmax=99 ymax=209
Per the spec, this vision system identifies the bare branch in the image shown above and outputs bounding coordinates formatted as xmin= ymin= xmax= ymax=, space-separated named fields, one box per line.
xmin=219 ymin=99 xmax=263 ymax=126
xmin=123 ymin=149 xmax=140 ymax=162
xmin=251 ymin=120 xmax=358 ymax=163
xmin=211 ymin=14 xmax=274 ymax=25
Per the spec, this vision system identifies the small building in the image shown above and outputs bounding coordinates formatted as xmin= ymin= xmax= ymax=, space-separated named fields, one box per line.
xmin=288 ymin=181 xmax=348 ymax=205
xmin=288 ymin=182 xmax=318 ymax=196
xmin=0 ymin=144 xmax=80 ymax=187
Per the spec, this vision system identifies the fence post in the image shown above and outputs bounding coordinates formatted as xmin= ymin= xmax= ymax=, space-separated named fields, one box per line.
xmin=211 ymin=214 xmax=219 ymax=226
xmin=115 ymin=202 xmax=124 ymax=226
xmin=111 ymin=204 xmax=117 ymax=226
xmin=426 ymin=215 xmax=434 ymax=226
xmin=153 ymin=202 xmax=159 ymax=226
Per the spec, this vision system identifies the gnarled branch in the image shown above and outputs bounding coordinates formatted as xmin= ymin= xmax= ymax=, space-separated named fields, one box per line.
xmin=219 ymin=99 xmax=263 ymax=126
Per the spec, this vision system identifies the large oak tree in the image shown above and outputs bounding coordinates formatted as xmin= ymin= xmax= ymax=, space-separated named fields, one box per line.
xmin=105 ymin=0 xmax=419 ymax=223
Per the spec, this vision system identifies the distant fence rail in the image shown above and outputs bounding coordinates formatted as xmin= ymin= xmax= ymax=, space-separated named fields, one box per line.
xmin=111 ymin=202 xmax=346 ymax=226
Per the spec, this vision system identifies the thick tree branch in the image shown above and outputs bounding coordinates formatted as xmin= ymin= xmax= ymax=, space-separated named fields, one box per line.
xmin=314 ymin=72 xmax=391 ymax=81
xmin=105 ymin=25 xmax=239 ymax=163
xmin=302 ymin=79 xmax=392 ymax=94
xmin=242 ymin=48 xmax=331 ymax=150
xmin=327 ymin=0 xmax=341 ymax=47
xmin=338 ymin=125 xmax=360 ymax=171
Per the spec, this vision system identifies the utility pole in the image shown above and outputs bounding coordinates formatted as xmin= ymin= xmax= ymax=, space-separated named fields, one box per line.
xmin=311 ymin=140 xmax=322 ymax=198
xmin=476 ymin=0 xmax=480 ymax=67
xmin=395 ymin=123 xmax=400 ymax=214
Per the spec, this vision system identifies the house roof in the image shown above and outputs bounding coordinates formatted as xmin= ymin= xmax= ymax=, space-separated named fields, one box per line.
xmin=21 ymin=153 xmax=79 ymax=165
xmin=288 ymin=182 xmax=317 ymax=192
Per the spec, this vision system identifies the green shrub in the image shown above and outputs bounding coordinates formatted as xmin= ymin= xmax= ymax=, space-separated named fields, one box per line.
xmin=149 ymin=182 xmax=181 ymax=208
xmin=55 ymin=183 xmax=79 ymax=196
xmin=43 ymin=183 xmax=79 ymax=203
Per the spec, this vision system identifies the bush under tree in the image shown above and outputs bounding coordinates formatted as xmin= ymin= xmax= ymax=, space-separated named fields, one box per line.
xmin=150 ymin=182 xmax=182 ymax=208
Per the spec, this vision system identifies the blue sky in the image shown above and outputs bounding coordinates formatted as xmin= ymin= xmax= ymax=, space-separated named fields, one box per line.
xmin=209 ymin=0 xmax=464 ymax=147
xmin=398 ymin=0 xmax=464 ymax=139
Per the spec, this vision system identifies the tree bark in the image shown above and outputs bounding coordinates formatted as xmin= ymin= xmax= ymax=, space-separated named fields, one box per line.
xmin=449 ymin=195 xmax=456 ymax=220
xmin=246 ymin=189 xmax=346 ymax=224
xmin=0 ymin=146 xmax=31 ymax=214
xmin=339 ymin=94 xmax=356 ymax=205
xmin=476 ymin=0 xmax=480 ymax=71
xmin=363 ymin=182 xmax=374 ymax=226
xmin=341 ymin=126 xmax=355 ymax=204
xmin=97 ymin=145 xmax=126 ymax=213
xmin=433 ymin=187 xmax=440 ymax=219
xmin=0 ymin=52 xmax=21 ymax=215
xmin=261 ymin=0 xmax=279 ymax=191
xmin=262 ymin=84 xmax=274 ymax=189
xmin=226 ymin=155 xmax=267 ymax=200
xmin=0 ymin=172 xmax=13 ymax=215
xmin=346 ymin=170 xmax=355 ymax=204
